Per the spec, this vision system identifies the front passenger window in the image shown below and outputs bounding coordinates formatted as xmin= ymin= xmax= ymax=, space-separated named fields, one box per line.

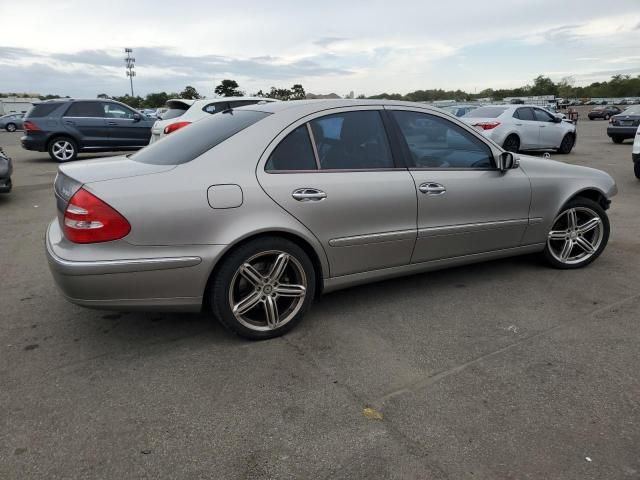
xmin=392 ymin=111 xmax=494 ymax=169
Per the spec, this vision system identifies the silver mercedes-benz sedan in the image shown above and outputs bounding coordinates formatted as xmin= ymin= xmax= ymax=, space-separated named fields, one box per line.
xmin=46 ymin=100 xmax=617 ymax=339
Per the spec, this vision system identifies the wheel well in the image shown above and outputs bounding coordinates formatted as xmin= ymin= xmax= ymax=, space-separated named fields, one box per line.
xmin=201 ymin=231 xmax=325 ymax=312
xmin=569 ymin=189 xmax=609 ymax=210
xmin=504 ymin=133 xmax=520 ymax=144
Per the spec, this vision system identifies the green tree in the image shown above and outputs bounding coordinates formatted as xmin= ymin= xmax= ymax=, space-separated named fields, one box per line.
xmin=529 ymin=75 xmax=558 ymax=96
xmin=143 ymin=92 xmax=169 ymax=108
xmin=180 ymin=85 xmax=201 ymax=100
xmin=112 ymin=94 xmax=144 ymax=109
xmin=291 ymin=84 xmax=306 ymax=100
xmin=214 ymin=79 xmax=243 ymax=97
xmin=557 ymin=77 xmax=576 ymax=99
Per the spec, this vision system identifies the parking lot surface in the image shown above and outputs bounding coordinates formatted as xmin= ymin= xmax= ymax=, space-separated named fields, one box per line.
xmin=1 ymin=115 xmax=639 ymax=479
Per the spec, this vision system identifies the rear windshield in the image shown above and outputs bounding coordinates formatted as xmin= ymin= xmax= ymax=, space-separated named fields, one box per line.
xmin=27 ymin=103 xmax=62 ymax=118
xmin=622 ymin=107 xmax=640 ymax=115
xmin=131 ymin=110 xmax=270 ymax=165
xmin=160 ymin=107 xmax=188 ymax=120
xmin=462 ymin=106 xmax=507 ymax=118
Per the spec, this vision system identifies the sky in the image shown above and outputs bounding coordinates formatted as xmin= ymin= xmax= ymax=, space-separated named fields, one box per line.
xmin=1 ymin=0 xmax=639 ymax=98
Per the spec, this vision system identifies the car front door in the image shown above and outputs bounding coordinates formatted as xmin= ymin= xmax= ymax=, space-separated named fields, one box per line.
xmin=513 ymin=107 xmax=540 ymax=149
xmin=62 ymin=101 xmax=110 ymax=147
xmin=388 ymin=107 xmax=531 ymax=263
xmin=103 ymin=102 xmax=152 ymax=147
xmin=257 ymin=107 xmax=417 ymax=277
xmin=534 ymin=108 xmax=564 ymax=148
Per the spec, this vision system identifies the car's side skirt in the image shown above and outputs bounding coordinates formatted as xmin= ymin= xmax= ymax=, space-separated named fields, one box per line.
xmin=322 ymin=243 xmax=545 ymax=293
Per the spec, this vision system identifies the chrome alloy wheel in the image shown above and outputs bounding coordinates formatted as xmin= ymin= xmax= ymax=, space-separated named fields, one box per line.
xmin=52 ymin=140 xmax=75 ymax=161
xmin=228 ymin=250 xmax=307 ymax=331
xmin=547 ymin=207 xmax=604 ymax=265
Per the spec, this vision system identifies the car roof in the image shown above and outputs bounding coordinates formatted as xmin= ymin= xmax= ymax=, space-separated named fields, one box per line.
xmin=239 ymin=99 xmax=451 ymax=116
xmin=190 ymin=96 xmax=277 ymax=106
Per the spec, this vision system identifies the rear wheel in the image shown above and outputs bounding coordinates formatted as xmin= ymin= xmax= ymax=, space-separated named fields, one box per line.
xmin=5 ymin=123 xmax=16 ymax=132
xmin=557 ymin=133 xmax=575 ymax=154
xmin=210 ymin=237 xmax=316 ymax=340
xmin=543 ymin=198 xmax=609 ymax=269
xmin=503 ymin=134 xmax=520 ymax=153
xmin=604 ymin=114 xmax=610 ymax=121
xmin=48 ymin=137 xmax=77 ymax=162
xmin=611 ymin=136 xmax=624 ymax=144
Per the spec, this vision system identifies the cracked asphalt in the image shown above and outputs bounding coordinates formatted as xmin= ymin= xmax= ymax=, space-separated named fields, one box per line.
xmin=1 ymin=111 xmax=639 ymax=479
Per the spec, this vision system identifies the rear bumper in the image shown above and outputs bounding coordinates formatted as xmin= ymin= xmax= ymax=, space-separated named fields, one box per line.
xmin=607 ymin=126 xmax=637 ymax=139
xmin=20 ymin=134 xmax=48 ymax=152
xmin=45 ymin=220 xmax=225 ymax=312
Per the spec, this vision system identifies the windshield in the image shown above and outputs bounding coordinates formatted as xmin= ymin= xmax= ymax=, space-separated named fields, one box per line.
xmin=132 ymin=110 xmax=270 ymax=165
xmin=462 ymin=106 xmax=507 ymax=118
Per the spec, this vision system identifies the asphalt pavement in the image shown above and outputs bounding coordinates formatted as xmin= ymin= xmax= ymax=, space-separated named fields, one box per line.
xmin=1 ymin=114 xmax=639 ymax=479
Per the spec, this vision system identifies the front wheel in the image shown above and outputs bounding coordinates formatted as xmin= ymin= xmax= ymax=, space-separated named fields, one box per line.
xmin=611 ymin=136 xmax=624 ymax=144
xmin=5 ymin=123 xmax=16 ymax=132
xmin=48 ymin=137 xmax=78 ymax=162
xmin=210 ymin=237 xmax=316 ymax=339
xmin=557 ymin=133 xmax=575 ymax=154
xmin=543 ymin=198 xmax=609 ymax=269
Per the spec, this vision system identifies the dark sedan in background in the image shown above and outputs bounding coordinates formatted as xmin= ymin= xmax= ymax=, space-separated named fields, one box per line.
xmin=607 ymin=106 xmax=640 ymax=144
xmin=20 ymin=99 xmax=154 ymax=161
xmin=588 ymin=105 xmax=622 ymax=120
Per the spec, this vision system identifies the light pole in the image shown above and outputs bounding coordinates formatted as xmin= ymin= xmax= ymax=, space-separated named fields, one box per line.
xmin=124 ymin=48 xmax=136 ymax=97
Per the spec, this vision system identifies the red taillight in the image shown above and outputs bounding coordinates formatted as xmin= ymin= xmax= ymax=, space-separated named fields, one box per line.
xmin=63 ymin=188 xmax=130 ymax=244
xmin=163 ymin=121 xmax=191 ymax=135
xmin=23 ymin=121 xmax=40 ymax=132
xmin=473 ymin=122 xmax=501 ymax=130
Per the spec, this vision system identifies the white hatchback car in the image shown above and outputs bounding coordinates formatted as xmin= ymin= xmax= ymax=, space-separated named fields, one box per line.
xmin=149 ymin=97 xmax=277 ymax=144
xmin=461 ymin=105 xmax=577 ymax=154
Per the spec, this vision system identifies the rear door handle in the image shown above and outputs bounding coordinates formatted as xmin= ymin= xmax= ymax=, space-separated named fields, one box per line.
xmin=292 ymin=188 xmax=327 ymax=202
xmin=107 ymin=121 xmax=118 ymax=126
xmin=419 ymin=183 xmax=446 ymax=195
xmin=64 ymin=120 xmax=75 ymax=125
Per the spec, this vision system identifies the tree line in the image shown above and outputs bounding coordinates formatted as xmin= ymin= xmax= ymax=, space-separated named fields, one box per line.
xmin=369 ymin=74 xmax=640 ymax=102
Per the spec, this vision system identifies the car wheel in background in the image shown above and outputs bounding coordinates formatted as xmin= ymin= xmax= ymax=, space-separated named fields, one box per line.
xmin=611 ymin=136 xmax=624 ymax=144
xmin=5 ymin=123 xmax=16 ymax=132
xmin=502 ymin=134 xmax=520 ymax=153
xmin=557 ymin=133 xmax=575 ymax=154
xmin=211 ymin=237 xmax=316 ymax=340
xmin=543 ymin=198 xmax=609 ymax=269
xmin=604 ymin=114 xmax=610 ymax=121
xmin=48 ymin=137 xmax=78 ymax=162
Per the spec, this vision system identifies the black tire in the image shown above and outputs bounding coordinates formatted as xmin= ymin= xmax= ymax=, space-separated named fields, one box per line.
xmin=634 ymin=162 xmax=640 ymax=180
xmin=604 ymin=114 xmax=610 ymax=121
xmin=503 ymin=134 xmax=520 ymax=153
xmin=5 ymin=123 xmax=16 ymax=132
xmin=588 ymin=117 xmax=594 ymax=121
xmin=557 ymin=133 xmax=575 ymax=154
xmin=210 ymin=237 xmax=316 ymax=340
xmin=611 ymin=136 xmax=624 ymax=144
xmin=48 ymin=136 xmax=78 ymax=162
xmin=542 ymin=197 xmax=610 ymax=270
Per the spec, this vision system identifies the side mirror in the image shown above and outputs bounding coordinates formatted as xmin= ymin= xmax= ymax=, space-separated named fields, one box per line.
xmin=132 ymin=113 xmax=142 ymax=122
xmin=553 ymin=115 xmax=562 ymax=123
xmin=498 ymin=151 xmax=518 ymax=171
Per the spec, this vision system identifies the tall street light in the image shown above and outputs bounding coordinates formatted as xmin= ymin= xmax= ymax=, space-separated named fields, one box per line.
xmin=124 ymin=48 xmax=136 ymax=97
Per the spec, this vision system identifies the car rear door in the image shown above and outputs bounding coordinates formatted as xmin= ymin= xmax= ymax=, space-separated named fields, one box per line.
xmin=534 ymin=108 xmax=564 ymax=148
xmin=103 ymin=102 xmax=152 ymax=147
xmin=62 ymin=101 xmax=110 ymax=147
xmin=513 ymin=107 xmax=540 ymax=149
xmin=257 ymin=107 xmax=417 ymax=277
xmin=387 ymin=107 xmax=531 ymax=263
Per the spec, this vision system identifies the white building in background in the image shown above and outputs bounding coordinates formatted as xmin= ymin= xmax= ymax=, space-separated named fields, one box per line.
xmin=0 ymin=97 xmax=40 ymax=115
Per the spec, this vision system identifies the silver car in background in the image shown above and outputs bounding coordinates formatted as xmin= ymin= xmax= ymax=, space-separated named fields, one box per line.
xmin=0 ymin=113 xmax=24 ymax=132
xmin=46 ymin=100 xmax=616 ymax=339
xmin=461 ymin=105 xmax=577 ymax=154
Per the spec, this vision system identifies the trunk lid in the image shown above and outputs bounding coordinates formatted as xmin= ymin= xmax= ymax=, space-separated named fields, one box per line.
xmin=59 ymin=155 xmax=175 ymax=184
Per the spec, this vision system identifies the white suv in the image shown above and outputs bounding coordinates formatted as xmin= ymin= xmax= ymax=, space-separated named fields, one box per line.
xmin=461 ymin=105 xmax=577 ymax=154
xmin=149 ymin=97 xmax=277 ymax=144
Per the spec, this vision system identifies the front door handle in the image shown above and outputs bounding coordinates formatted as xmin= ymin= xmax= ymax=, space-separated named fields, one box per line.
xmin=419 ymin=183 xmax=446 ymax=195
xmin=292 ymin=188 xmax=327 ymax=202
xmin=64 ymin=120 xmax=75 ymax=125
xmin=107 ymin=121 xmax=118 ymax=126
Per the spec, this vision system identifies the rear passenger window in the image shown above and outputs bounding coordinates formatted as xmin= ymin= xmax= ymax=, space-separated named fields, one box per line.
xmin=65 ymin=102 xmax=104 ymax=118
xmin=516 ymin=108 xmax=535 ymax=121
xmin=309 ymin=111 xmax=394 ymax=169
xmin=265 ymin=125 xmax=317 ymax=171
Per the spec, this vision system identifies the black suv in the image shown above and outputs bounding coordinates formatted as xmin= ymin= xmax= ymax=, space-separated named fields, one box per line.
xmin=21 ymin=99 xmax=155 ymax=161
